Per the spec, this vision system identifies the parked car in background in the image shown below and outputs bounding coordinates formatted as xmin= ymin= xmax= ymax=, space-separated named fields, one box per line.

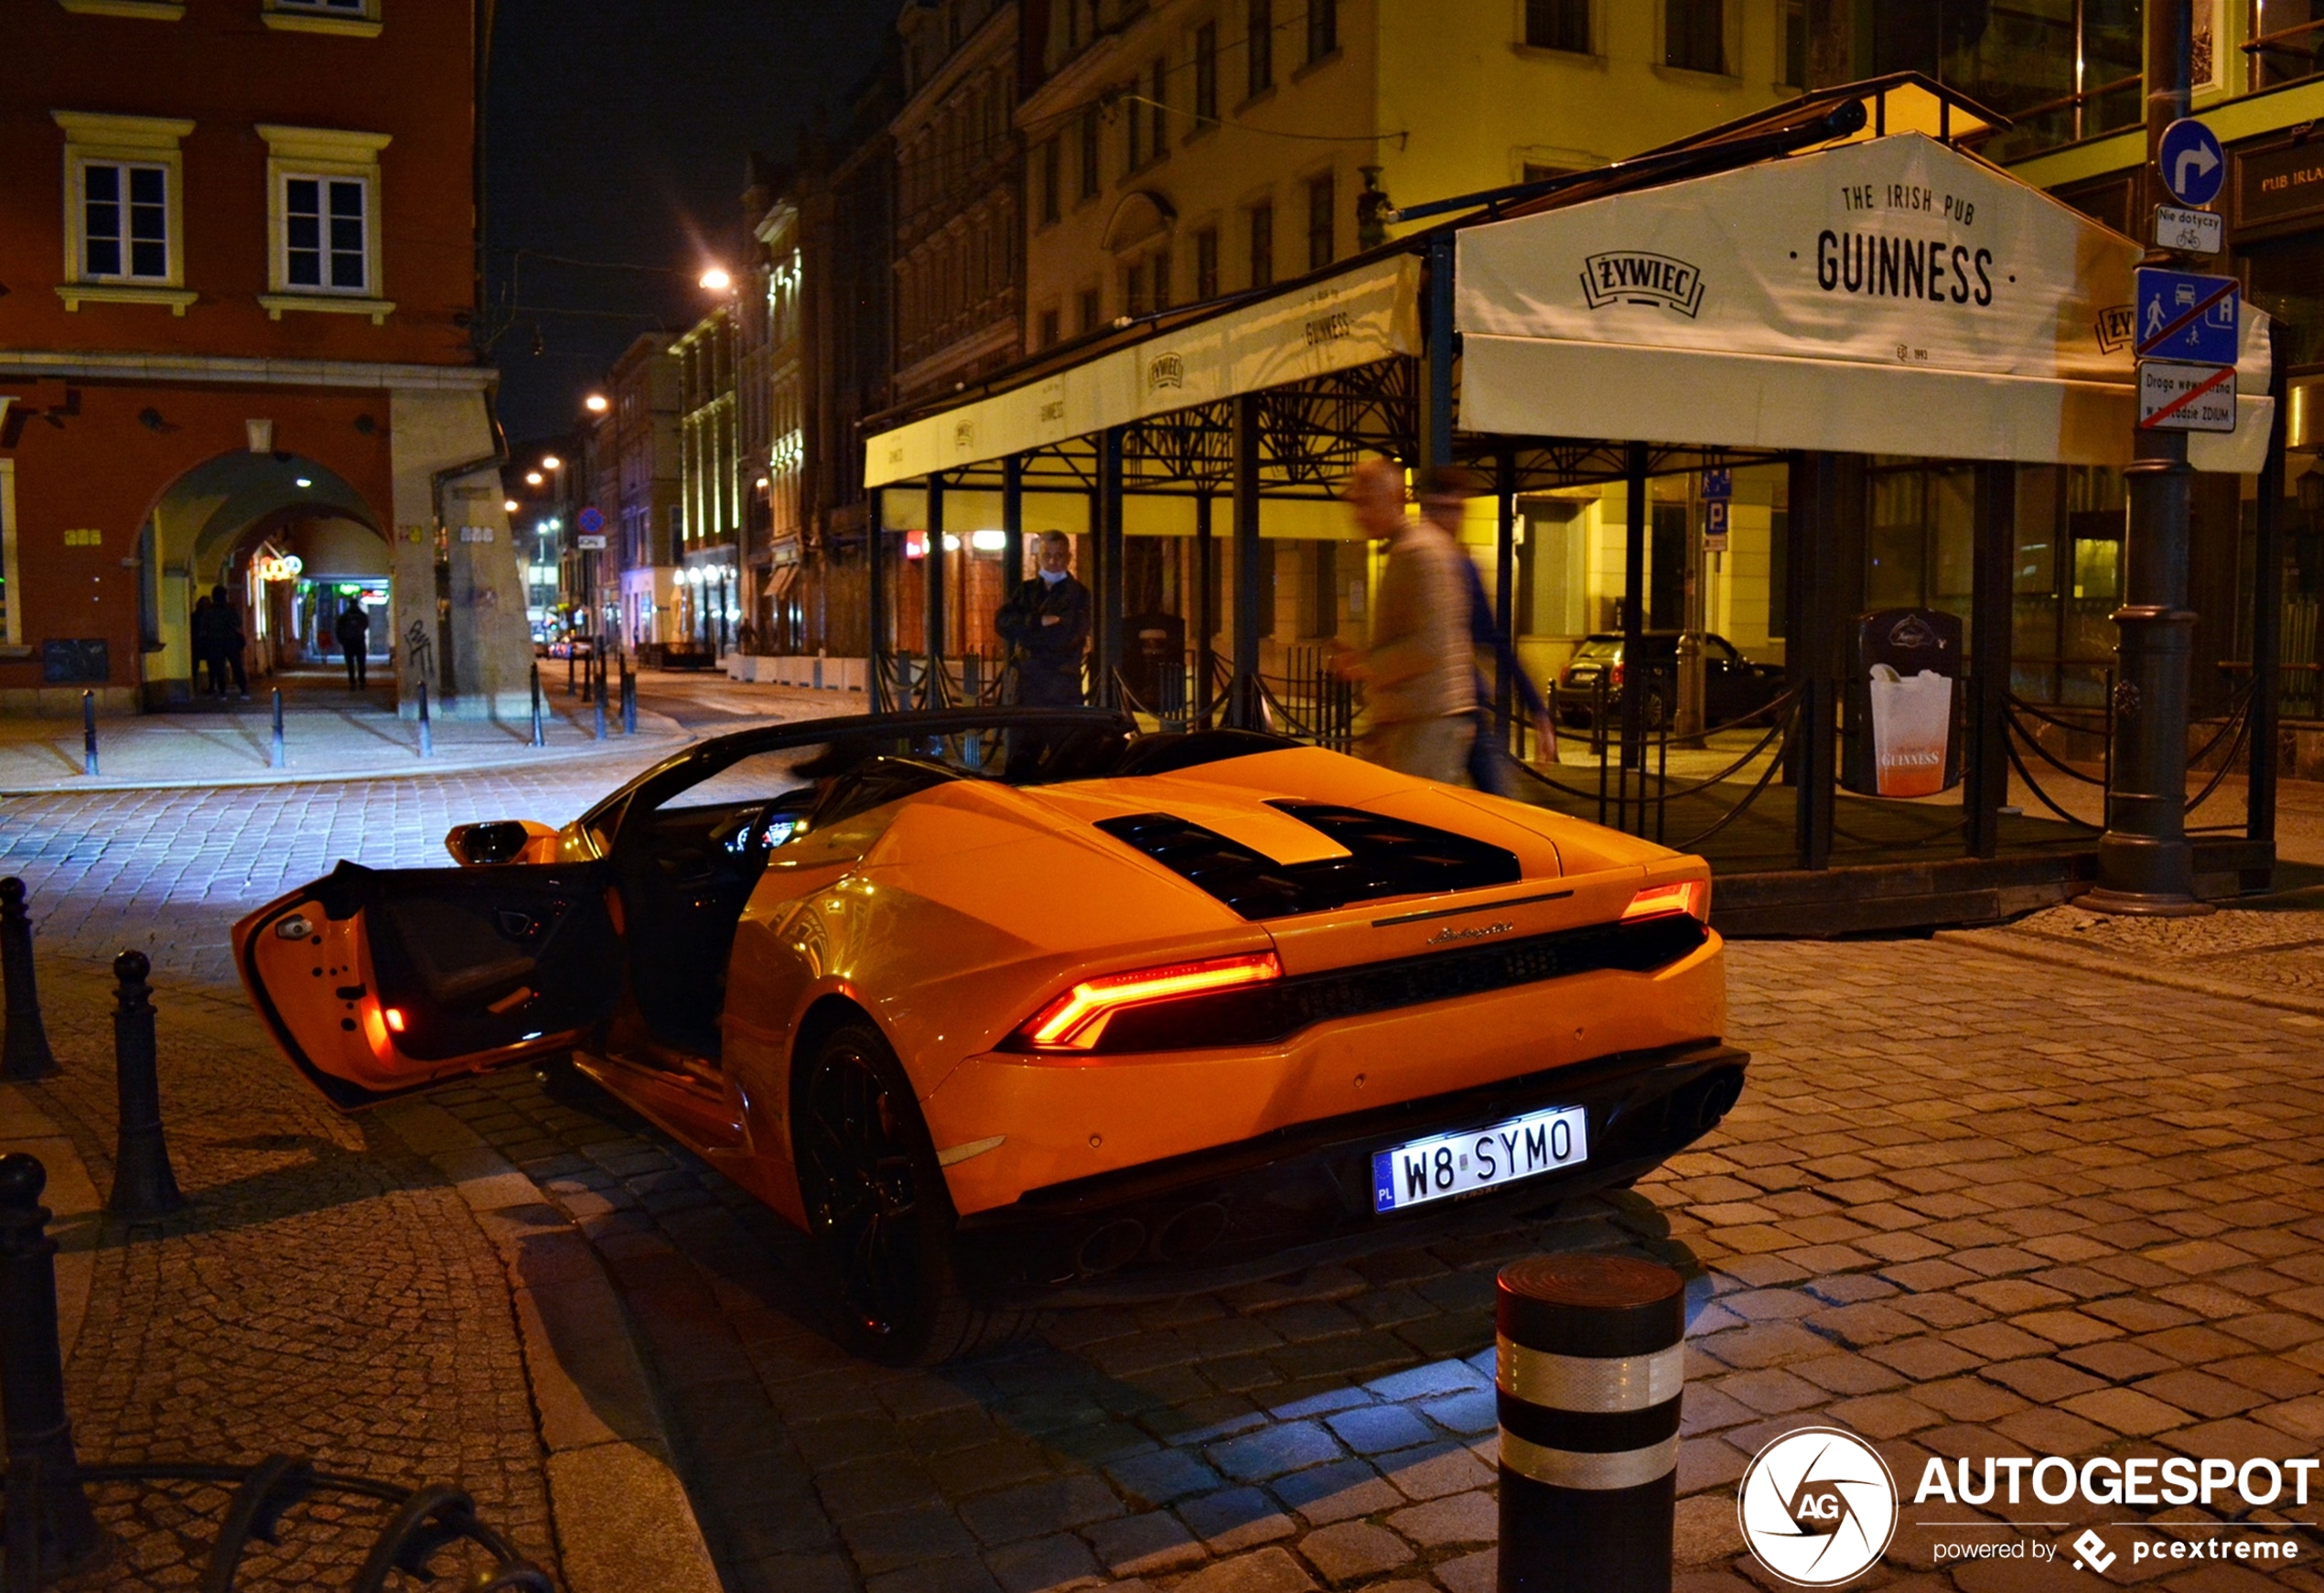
xmin=1555 ymin=631 xmax=1785 ymax=731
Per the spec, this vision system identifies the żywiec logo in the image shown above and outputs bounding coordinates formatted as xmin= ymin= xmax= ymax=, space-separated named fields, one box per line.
xmin=1580 ymin=252 xmax=1706 ymax=318
xmin=1738 ymin=1429 xmax=1899 ymax=1587
xmin=1146 ymin=352 xmax=1184 ymax=393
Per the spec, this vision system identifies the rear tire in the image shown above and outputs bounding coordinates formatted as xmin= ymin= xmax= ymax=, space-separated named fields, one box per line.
xmin=792 ymin=1020 xmax=1028 ymax=1365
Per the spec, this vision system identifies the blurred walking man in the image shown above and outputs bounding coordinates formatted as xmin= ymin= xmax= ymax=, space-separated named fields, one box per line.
xmin=1339 ymin=459 xmax=1474 ymax=783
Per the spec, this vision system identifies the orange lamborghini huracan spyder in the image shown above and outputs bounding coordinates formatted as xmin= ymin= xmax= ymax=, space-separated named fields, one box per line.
xmin=236 ymin=707 xmax=1746 ymax=1364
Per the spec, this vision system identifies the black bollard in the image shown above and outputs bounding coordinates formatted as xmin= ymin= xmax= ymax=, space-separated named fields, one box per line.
xmin=529 ymin=663 xmax=544 ymax=748
xmin=80 ymin=691 xmax=97 ymax=779
xmin=106 ymin=952 xmax=185 ymax=1222
xmin=0 ymin=879 xmax=58 ymax=1082
xmin=415 ymin=679 xmax=433 ymax=759
xmin=565 ymin=646 xmax=576 ymax=698
xmin=0 ymin=1153 xmax=105 ymax=1583
xmin=621 ymin=665 xmax=637 ymax=735
xmin=592 ymin=657 xmax=607 ymax=741
xmin=1496 ymin=1253 xmax=1684 ymax=1593
xmin=269 ymin=687 xmax=285 ymax=770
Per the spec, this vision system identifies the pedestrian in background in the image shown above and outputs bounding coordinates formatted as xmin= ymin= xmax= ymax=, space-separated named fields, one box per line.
xmin=1415 ymin=469 xmax=1556 ymax=796
xmin=335 ymin=597 xmax=371 ymax=691
xmin=995 ymin=531 xmax=1092 ymax=706
xmin=1336 ymin=458 xmax=1474 ymax=783
xmin=211 ymin=586 xmax=249 ymax=699
xmin=189 ymin=595 xmax=219 ymax=697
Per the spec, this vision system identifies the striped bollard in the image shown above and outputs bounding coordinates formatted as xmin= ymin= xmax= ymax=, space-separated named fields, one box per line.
xmin=1496 ymin=1254 xmax=1684 ymax=1593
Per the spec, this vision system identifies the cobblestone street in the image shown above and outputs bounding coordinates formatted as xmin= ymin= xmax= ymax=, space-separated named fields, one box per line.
xmin=5 ymin=757 xmax=2324 ymax=1592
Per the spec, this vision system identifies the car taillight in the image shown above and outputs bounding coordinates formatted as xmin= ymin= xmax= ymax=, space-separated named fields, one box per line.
xmin=1609 ymin=662 xmax=1625 ymax=689
xmin=1623 ymin=880 xmax=1707 ymax=923
xmin=1018 ymin=952 xmax=1282 ymax=1051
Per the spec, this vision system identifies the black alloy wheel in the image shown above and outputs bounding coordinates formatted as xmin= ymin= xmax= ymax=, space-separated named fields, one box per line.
xmin=794 ymin=1020 xmax=1004 ymax=1364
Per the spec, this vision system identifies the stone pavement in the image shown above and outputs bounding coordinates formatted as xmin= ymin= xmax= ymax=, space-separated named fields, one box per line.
xmin=7 ymin=761 xmax=2324 ymax=1590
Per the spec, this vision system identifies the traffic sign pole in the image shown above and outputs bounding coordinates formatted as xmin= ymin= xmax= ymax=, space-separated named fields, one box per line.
xmin=2089 ymin=0 xmax=2209 ymax=917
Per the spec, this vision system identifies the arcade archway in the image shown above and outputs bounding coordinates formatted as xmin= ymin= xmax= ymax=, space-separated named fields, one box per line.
xmin=144 ymin=450 xmax=392 ymax=706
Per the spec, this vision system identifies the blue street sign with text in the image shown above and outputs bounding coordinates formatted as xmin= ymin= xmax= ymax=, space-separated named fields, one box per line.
xmin=2134 ymin=267 xmax=2238 ymax=365
xmin=2157 ymin=118 xmax=2225 ymax=207
xmin=1701 ymin=468 xmax=1731 ymax=501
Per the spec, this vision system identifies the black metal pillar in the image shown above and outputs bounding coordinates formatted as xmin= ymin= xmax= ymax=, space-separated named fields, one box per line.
xmin=1098 ymin=426 xmax=1126 ymax=708
xmin=1495 ymin=447 xmax=1518 ymax=751
xmin=1001 ymin=452 xmax=1025 ymax=605
xmin=1788 ymin=451 xmax=1838 ymax=872
xmin=1421 ymin=235 xmax=1456 ymax=478
xmin=922 ymin=471 xmax=947 ymax=708
xmin=2090 ymin=0 xmax=2204 ymax=913
xmin=1231 ymin=393 xmax=1264 ymax=727
xmin=1621 ymin=442 xmax=1648 ymax=775
xmin=2249 ymin=340 xmax=2290 ymax=850
xmin=867 ymin=487 xmax=889 ymax=713
xmin=1194 ymin=489 xmax=1217 ymax=721
xmin=1967 ymin=463 xmax=2017 ymax=859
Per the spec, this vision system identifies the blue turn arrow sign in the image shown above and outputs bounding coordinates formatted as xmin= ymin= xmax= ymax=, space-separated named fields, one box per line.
xmin=2157 ymin=118 xmax=2225 ymax=208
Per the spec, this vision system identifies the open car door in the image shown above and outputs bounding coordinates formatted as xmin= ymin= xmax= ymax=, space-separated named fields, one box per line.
xmin=235 ymin=858 xmax=620 ymax=1110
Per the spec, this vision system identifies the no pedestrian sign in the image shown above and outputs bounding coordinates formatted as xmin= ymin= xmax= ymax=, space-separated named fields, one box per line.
xmin=2134 ymin=267 xmax=2238 ymax=364
xmin=2139 ymin=360 xmax=2238 ymax=433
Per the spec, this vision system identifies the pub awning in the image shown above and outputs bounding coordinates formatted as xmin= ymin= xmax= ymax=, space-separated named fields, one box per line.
xmin=1456 ymin=132 xmax=2273 ymax=473
xmin=864 ymin=254 xmax=1421 ymax=490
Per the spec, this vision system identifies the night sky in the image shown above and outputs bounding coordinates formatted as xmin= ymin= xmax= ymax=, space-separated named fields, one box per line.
xmin=483 ymin=0 xmax=899 ymax=443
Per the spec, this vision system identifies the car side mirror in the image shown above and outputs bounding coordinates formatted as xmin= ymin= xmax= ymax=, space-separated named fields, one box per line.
xmin=446 ymin=820 xmax=549 ymax=866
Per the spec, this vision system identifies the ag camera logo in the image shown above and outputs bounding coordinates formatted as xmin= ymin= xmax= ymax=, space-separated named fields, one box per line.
xmin=1738 ymin=1428 xmax=1899 ymax=1587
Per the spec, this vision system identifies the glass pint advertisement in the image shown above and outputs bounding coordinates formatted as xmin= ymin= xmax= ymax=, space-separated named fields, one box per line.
xmin=1847 ymin=609 xmax=1964 ymax=798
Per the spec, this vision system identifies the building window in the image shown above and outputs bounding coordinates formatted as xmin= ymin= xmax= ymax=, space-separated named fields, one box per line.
xmin=1148 ymin=58 xmax=1168 ymax=159
xmin=1246 ymin=0 xmax=1274 ymax=98
xmin=1125 ymin=80 xmax=1145 ymax=173
xmin=1195 ymin=226 xmax=1219 ymax=300
xmin=284 ymin=175 xmax=369 ymax=291
xmin=1078 ymin=106 xmax=1101 ymax=199
xmin=1524 ymin=0 xmax=1588 ymax=52
xmin=1039 ymin=307 xmax=1061 ymax=347
xmin=1077 ymin=285 xmax=1101 ymax=332
xmin=1151 ymin=242 xmax=1171 ymax=310
xmin=81 ymin=163 xmax=170 ymax=280
xmin=1782 ymin=0 xmax=1805 ymax=85
xmin=1664 ymin=0 xmax=1725 ymax=74
xmin=257 ymin=124 xmax=392 ymax=319
xmin=1123 ymin=259 xmax=1147 ymax=318
xmin=1194 ymin=22 xmax=1219 ymax=124
xmin=52 ymin=111 xmax=192 ymax=310
xmin=1306 ymin=172 xmax=1334 ymax=271
xmin=1247 ymin=201 xmax=1274 ymax=289
xmin=1307 ymin=0 xmax=1337 ymax=62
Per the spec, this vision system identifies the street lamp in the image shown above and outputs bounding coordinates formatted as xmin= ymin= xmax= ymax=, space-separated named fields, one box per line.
xmin=541 ymin=455 xmax=563 ymax=472
xmin=524 ymin=471 xmax=544 ymax=487
xmin=584 ymin=393 xmax=609 ymax=414
xmin=503 ymin=499 xmax=520 ymax=514
xmin=699 ymin=267 xmax=732 ymax=293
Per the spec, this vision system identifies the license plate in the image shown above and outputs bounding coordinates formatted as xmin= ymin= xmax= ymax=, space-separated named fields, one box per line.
xmin=1372 ymin=1105 xmax=1587 ymax=1213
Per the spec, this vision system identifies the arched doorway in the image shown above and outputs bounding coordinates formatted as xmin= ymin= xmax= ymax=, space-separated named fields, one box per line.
xmin=144 ymin=451 xmax=390 ymax=708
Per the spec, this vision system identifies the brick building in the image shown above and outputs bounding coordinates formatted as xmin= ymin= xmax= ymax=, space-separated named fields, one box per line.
xmin=0 ymin=0 xmax=527 ymax=716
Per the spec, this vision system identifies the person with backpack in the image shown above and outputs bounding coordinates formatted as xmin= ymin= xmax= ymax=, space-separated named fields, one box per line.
xmin=335 ymin=598 xmax=371 ymax=690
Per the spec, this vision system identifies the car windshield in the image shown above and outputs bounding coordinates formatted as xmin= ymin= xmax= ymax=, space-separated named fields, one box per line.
xmin=1573 ymin=639 xmax=1622 ymax=662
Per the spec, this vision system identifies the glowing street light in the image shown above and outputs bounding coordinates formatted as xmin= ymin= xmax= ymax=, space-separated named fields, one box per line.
xmin=503 ymin=498 xmax=520 ymax=513
xmin=699 ymin=266 xmax=732 ymax=292
xmin=584 ymin=393 xmax=609 ymax=414
xmin=524 ymin=470 xmax=544 ymax=487
xmin=541 ymin=455 xmax=564 ymax=471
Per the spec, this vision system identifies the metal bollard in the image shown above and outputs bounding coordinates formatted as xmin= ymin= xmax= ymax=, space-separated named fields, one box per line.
xmin=566 ymin=647 xmax=576 ymax=698
xmin=416 ymin=679 xmax=433 ymax=759
xmin=270 ymin=687 xmax=285 ymax=770
xmin=0 ymin=879 xmax=58 ymax=1082
xmin=1495 ymin=1254 xmax=1684 ymax=1593
xmin=80 ymin=691 xmax=97 ymax=779
xmin=621 ymin=667 xmax=637 ymax=735
xmin=0 ymin=1153 xmax=106 ymax=1585
xmin=107 ymin=951 xmax=186 ymax=1222
xmin=529 ymin=663 xmax=544 ymax=748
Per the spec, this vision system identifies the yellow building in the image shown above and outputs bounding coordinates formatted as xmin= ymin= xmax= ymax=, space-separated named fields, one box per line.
xmin=1006 ymin=0 xmax=1806 ymax=686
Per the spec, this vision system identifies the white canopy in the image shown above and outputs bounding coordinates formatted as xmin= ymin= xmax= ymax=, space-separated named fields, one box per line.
xmin=1457 ymin=133 xmax=2273 ymax=473
xmin=865 ymin=255 xmax=1422 ymax=489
